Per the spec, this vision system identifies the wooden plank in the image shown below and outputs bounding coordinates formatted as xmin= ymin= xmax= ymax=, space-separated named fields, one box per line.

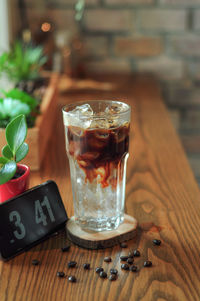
xmin=25 ymin=127 xmax=39 ymax=170
xmin=0 ymin=76 xmax=200 ymax=301
xmin=37 ymin=74 xmax=59 ymax=168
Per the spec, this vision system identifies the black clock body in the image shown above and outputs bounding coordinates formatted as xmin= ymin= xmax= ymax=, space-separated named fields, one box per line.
xmin=0 ymin=180 xmax=68 ymax=260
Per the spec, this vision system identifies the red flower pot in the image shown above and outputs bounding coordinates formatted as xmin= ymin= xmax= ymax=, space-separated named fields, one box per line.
xmin=0 ymin=164 xmax=30 ymax=203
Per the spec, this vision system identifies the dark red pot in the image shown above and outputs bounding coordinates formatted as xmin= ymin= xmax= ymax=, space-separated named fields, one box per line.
xmin=0 ymin=164 xmax=30 ymax=203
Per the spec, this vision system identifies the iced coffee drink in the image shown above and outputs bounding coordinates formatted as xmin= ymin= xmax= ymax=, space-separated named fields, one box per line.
xmin=62 ymin=100 xmax=130 ymax=231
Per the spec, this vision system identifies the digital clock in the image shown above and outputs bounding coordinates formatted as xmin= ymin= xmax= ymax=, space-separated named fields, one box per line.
xmin=0 ymin=180 xmax=68 ymax=260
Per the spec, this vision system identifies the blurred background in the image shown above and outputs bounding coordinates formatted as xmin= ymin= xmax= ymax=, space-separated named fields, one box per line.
xmin=0 ymin=0 xmax=200 ymax=185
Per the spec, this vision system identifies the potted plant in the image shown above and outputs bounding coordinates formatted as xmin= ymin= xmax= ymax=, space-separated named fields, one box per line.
xmin=0 ymin=41 xmax=59 ymax=171
xmin=0 ymin=114 xmax=30 ymax=203
xmin=0 ymin=40 xmax=47 ymax=94
xmin=0 ymin=87 xmax=38 ymax=128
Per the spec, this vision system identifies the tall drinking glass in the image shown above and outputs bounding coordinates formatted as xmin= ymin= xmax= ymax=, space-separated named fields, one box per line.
xmin=62 ymin=100 xmax=131 ymax=231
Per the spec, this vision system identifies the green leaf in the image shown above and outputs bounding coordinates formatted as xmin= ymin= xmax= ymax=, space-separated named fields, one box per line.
xmin=15 ymin=142 xmax=29 ymax=163
xmin=27 ymin=46 xmax=43 ymax=64
xmin=2 ymin=145 xmax=13 ymax=159
xmin=0 ymin=161 xmax=17 ymax=185
xmin=0 ymin=156 xmax=9 ymax=165
xmin=3 ymin=89 xmax=37 ymax=110
xmin=6 ymin=114 xmax=27 ymax=154
xmin=0 ymin=97 xmax=30 ymax=120
xmin=0 ymin=53 xmax=8 ymax=73
xmin=38 ymin=56 xmax=47 ymax=66
xmin=0 ymin=40 xmax=47 ymax=82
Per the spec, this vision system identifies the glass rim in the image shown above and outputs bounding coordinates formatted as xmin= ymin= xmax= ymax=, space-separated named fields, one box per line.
xmin=62 ymin=100 xmax=131 ymax=119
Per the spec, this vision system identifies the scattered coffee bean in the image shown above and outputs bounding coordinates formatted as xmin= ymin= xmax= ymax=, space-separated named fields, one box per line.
xmin=68 ymin=276 xmax=77 ymax=283
xmin=61 ymin=245 xmax=70 ymax=252
xmin=96 ymin=267 xmax=104 ymax=274
xmin=120 ymin=255 xmax=129 ymax=261
xmin=133 ymin=250 xmax=140 ymax=257
xmin=153 ymin=239 xmax=161 ymax=246
xmin=100 ymin=271 xmax=107 ymax=279
xmin=144 ymin=260 xmax=152 ymax=267
xmin=121 ymin=263 xmax=129 ymax=271
xmin=109 ymin=274 xmax=117 ymax=281
xmin=68 ymin=261 xmax=77 ymax=268
xmin=120 ymin=242 xmax=128 ymax=248
xmin=83 ymin=263 xmax=90 ymax=270
xmin=128 ymin=251 xmax=134 ymax=258
xmin=127 ymin=258 xmax=134 ymax=264
xmin=57 ymin=271 xmax=65 ymax=278
xmin=110 ymin=268 xmax=118 ymax=275
xmin=51 ymin=232 xmax=58 ymax=237
xmin=104 ymin=256 xmax=112 ymax=263
xmin=130 ymin=265 xmax=138 ymax=272
xmin=32 ymin=259 xmax=40 ymax=266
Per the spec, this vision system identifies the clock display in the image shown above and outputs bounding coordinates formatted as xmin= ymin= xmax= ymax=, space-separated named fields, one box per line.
xmin=0 ymin=180 xmax=68 ymax=260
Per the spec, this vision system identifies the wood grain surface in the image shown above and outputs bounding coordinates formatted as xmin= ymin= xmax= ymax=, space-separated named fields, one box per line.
xmin=0 ymin=75 xmax=200 ymax=301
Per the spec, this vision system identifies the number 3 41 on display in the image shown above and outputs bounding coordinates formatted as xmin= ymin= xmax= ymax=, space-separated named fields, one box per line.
xmin=0 ymin=180 xmax=68 ymax=260
xmin=10 ymin=196 xmax=56 ymax=241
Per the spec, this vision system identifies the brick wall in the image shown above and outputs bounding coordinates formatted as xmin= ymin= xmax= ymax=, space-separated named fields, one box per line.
xmin=22 ymin=0 xmax=200 ymax=81
xmin=162 ymin=81 xmax=200 ymax=185
xmin=21 ymin=0 xmax=200 ymax=185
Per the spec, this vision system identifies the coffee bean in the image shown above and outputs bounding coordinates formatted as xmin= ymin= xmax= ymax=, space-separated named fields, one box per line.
xmin=120 ymin=242 xmax=128 ymax=248
xmin=68 ymin=276 xmax=76 ymax=282
xmin=51 ymin=232 xmax=58 ymax=237
xmin=57 ymin=271 xmax=65 ymax=278
xmin=32 ymin=259 xmax=39 ymax=266
xmin=120 ymin=255 xmax=129 ymax=261
xmin=153 ymin=239 xmax=161 ymax=246
xmin=144 ymin=261 xmax=152 ymax=267
xmin=121 ymin=263 xmax=129 ymax=271
xmin=127 ymin=258 xmax=134 ymax=264
xmin=133 ymin=250 xmax=140 ymax=257
xmin=99 ymin=271 xmax=107 ymax=279
xmin=96 ymin=267 xmax=104 ymax=274
xmin=110 ymin=268 xmax=118 ymax=275
xmin=61 ymin=245 xmax=70 ymax=252
xmin=130 ymin=265 xmax=138 ymax=272
xmin=109 ymin=274 xmax=117 ymax=281
xmin=68 ymin=261 xmax=77 ymax=268
xmin=128 ymin=251 xmax=134 ymax=258
xmin=83 ymin=263 xmax=90 ymax=270
xmin=104 ymin=256 xmax=112 ymax=263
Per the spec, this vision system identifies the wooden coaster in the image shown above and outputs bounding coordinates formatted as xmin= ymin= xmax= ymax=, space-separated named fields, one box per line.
xmin=66 ymin=214 xmax=138 ymax=249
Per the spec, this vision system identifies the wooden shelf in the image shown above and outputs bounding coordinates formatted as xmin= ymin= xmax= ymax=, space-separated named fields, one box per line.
xmin=1 ymin=75 xmax=200 ymax=301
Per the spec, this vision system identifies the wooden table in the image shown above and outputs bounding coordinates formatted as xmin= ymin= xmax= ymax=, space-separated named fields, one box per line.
xmin=1 ymin=75 xmax=200 ymax=301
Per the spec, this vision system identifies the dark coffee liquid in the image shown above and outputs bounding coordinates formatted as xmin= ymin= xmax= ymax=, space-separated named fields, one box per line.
xmin=67 ymin=122 xmax=130 ymax=188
